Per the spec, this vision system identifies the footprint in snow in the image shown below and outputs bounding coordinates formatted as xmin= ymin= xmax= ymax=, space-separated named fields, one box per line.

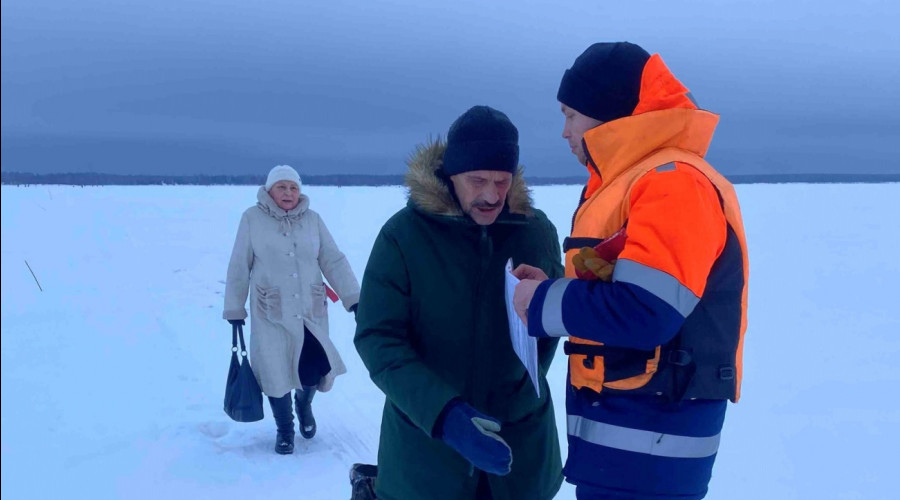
xmin=197 ymin=420 xmax=230 ymax=439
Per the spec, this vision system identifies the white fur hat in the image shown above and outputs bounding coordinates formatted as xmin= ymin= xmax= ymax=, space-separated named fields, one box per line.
xmin=265 ymin=165 xmax=302 ymax=191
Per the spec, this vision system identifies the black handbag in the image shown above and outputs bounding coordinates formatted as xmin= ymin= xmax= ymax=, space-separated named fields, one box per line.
xmin=224 ymin=323 xmax=264 ymax=422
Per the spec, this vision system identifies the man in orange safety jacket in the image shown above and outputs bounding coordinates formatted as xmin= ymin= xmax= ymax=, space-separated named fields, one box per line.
xmin=513 ymin=42 xmax=749 ymax=499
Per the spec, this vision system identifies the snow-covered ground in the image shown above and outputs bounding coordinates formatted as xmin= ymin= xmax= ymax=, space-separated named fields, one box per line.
xmin=2 ymin=183 xmax=898 ymax=499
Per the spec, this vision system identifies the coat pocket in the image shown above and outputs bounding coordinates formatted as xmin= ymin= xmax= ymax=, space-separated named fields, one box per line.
xmin=255 ymin=285 xmax=283 ymax=322
xmin=310 ymin=283 xmax=327 ymax=317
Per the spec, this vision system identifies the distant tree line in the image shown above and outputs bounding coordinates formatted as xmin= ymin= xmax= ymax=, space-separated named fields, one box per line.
xmin=2 ymin=171 xmax=899 ymax=186
xmin=0 ymin=172 xmax=406 ymax=187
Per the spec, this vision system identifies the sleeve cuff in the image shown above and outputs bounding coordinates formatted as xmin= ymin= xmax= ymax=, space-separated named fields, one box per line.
xmin=223 ymin=309 xmax=248 ymax=320
xmin=341 ymin=292 xmax=361 ymax=311
xmin=424 ymin=391 xmax=462 ymax=439
xmin=528 ymin=278 xmax=574 ymax=338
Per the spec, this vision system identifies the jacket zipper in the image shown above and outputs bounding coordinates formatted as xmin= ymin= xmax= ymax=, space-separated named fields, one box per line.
xmin=467 ymin=226 xmax=493 ymax=408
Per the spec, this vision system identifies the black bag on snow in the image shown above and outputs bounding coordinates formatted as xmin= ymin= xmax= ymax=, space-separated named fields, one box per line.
xmin=224 ymin=323 xmax=264 ymax=422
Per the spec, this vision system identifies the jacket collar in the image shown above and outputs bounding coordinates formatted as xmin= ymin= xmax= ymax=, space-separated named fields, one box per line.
xmin=582 ymin=107 xmax=719 ymax=194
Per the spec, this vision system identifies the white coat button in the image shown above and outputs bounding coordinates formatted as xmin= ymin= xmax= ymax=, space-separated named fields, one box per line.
xmin=294 ymin=294 xmax=300 ymax=298
xmin=292 ymin=273 xmax=298 ymax=278
xmin=288 ymin=252 xmax=295 ymax=257
xmin=295 ymin=314 xmax=301 ymax=319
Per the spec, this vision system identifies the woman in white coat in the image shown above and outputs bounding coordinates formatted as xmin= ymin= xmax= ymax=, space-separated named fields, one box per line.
xmin=224 ymin=165 xmax=360 ymax=455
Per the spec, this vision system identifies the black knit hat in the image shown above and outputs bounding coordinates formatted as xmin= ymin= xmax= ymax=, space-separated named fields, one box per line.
xmin=442 ymin=105 xmax=519 ymax=177
xmin=557 ymin=42 xmax=651 ymax=122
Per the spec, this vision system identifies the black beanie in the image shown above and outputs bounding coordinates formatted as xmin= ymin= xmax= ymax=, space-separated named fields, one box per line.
xmin=557 ymin=42 xmax=651 ymax=122
xmin=442 ymin=105 xmax=519 ymax=177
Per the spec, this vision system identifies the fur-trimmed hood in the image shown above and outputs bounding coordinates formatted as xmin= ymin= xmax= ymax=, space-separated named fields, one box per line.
xmin=404 ymin=140 xmax=533 ymax=218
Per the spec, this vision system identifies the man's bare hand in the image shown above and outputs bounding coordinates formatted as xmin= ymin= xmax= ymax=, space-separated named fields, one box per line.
xmin=512 ymin=264 xmax=548 ymax=281
xmin=513 ymin=279 xmax=541 ymax=326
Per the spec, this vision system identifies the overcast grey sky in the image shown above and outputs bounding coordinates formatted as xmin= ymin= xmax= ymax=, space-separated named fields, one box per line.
xmin=2 ymin=0 xmax=899 ymax=176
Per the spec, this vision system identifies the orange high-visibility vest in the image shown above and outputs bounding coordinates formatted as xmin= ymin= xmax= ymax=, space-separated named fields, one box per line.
xmin=564 ymin=148 xmax=749 ymax=402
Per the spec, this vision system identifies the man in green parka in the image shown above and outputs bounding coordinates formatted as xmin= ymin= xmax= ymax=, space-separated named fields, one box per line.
xmin=354 ymin=106 xmax=564 ymax=500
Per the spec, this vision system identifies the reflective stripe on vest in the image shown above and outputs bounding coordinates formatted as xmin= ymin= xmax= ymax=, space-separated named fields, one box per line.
xmin=568 ymin=414 xmax=721 ymax=458
xmin=612 ymin=259 xmax=700 ymax=317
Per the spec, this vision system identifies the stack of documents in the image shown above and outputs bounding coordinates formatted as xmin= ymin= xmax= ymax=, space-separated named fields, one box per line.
xmin=504 ymin=259 xmax=540 ymax=398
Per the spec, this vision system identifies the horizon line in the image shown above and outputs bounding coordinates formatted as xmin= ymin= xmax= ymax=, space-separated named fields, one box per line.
xmin=3 ymin=171 xmax=900 ymax=186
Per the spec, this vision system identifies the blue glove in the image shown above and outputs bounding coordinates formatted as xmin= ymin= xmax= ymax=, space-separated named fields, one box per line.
xmin=228 ymin=319 xmax=245 ymax=326
xmin=439 ymin=400 xmax=512 ymax=476
xmin=349 ymin=303 xmax=358 ymax=320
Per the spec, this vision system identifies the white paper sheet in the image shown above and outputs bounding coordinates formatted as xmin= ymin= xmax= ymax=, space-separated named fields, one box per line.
xmin=504 ymin=258 xmax=541 ymax=398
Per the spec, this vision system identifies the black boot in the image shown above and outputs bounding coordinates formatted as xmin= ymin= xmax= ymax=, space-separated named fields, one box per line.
xmin=268 ymin=394 xmax=295 ymax=454
xmin=294 ymin=386 xmax=317 ymax=439
xmin=349 ymin=463 xmax=378 ymax=500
